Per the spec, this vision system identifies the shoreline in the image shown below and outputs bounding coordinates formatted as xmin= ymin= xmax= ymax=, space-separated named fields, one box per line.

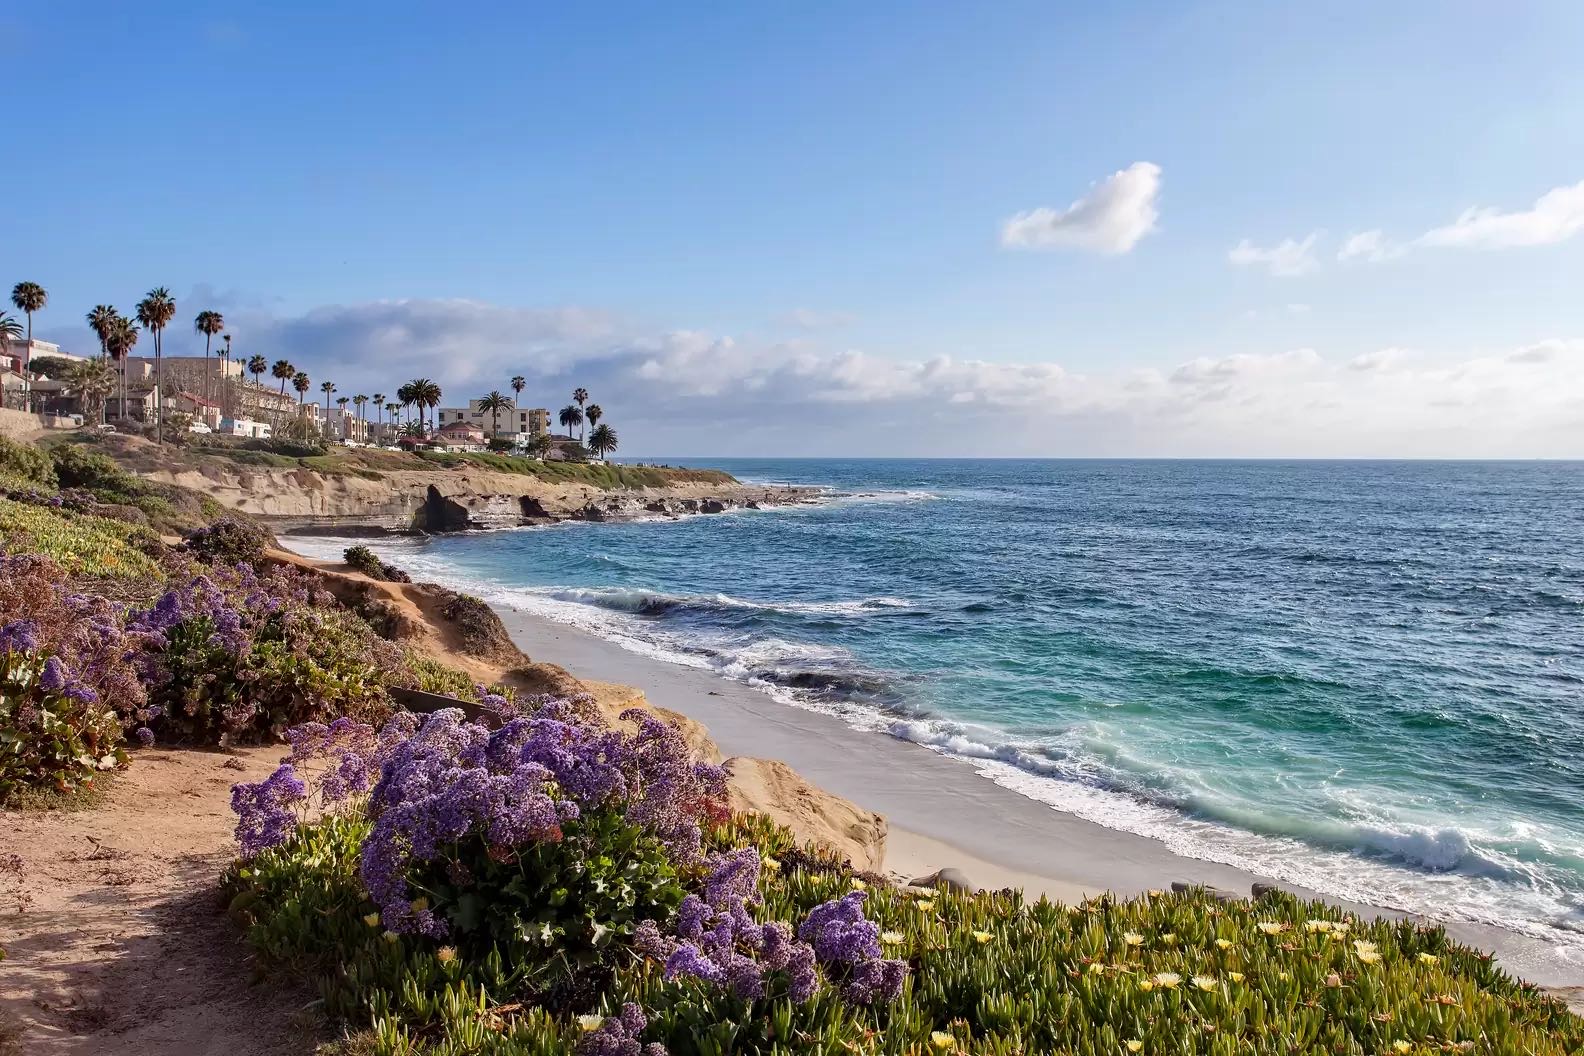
xmin=483 ymin=596 xmax=1584 ymax=994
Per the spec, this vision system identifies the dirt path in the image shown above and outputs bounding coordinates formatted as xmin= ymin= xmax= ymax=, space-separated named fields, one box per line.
xmin=0 ymin=746 xmax=316 ymax=1056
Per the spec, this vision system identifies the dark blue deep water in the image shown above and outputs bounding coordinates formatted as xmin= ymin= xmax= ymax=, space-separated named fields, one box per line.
xmin=297 ymin=459 xmax=1584 ymax=955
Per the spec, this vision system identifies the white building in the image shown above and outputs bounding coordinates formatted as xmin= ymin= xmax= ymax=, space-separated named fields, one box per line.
xmin=435 ymin=398 xmax=551 ymax=442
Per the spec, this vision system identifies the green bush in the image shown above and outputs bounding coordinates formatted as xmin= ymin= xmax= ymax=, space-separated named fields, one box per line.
xmin=0 ymin=498 xmax=163 ymax=580
xmin=0 ymin=648 xmax=127 ymax=804
xmin=0 ymin=436 xmax=56 ymax=487
xmin=184 ymin=518 xmax=272 ymax=566
xmin=49 ymin=443 xmax=127 ymax=491
xmin=345 ymin=545 xmax=411 ymax=583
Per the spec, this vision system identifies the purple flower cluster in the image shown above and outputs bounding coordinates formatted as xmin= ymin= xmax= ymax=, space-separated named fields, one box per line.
xmin=644 ymin=849 xmax=820 ymax=1003
xmin=230 ymin=764 xmax=308 ymax=856
xmin=797 ymin=891 xmax=907 ymax=1004
xmin=358 ymin=709 xmax=580 ymax=937
xmin=574 ymin=1003 xmax=668 ymax=1056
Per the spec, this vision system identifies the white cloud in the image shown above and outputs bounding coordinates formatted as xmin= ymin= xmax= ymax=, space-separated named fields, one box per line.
xmin=1000 ymin=162 xmax=1162 ymax=254
xmin=1337 ymin=229 xmax=1405 ymax=263
xmin=126 ymin=295 xmax=1584 ymax=456
xmin=1228 ymin=232 xmax=1321 ymax=276
xmin=1342 ymin=179 xmax=1584 ymax=262
xmin=1418 ymin=179 xmax=1584 ymax=249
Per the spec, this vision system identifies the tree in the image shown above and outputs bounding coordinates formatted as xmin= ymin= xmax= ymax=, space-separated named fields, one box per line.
xmin=479 ymin=390 xmax=509 ymax=439
xmin=65 ymin=358 xmax=117 ymax=426
xmin=405 ymin=378 xmax=441 ymax=435
xmin=86 ymin=305 xmax=118 ymax=359
xmin=320 ymin=380 xmax=337 ymax=437
xmin=385 ymin=402 xmax=401 ymax=439
xmin=371 ymin=391 xmax=385 ymax=440
xmin=353 ymin=394 xmax=368 ymax=440
xmin=272 ymin=359 xmax=296 ymax=394
xmin=526 ymin=432 xmax=553 ymax=460
xmin=294 ymin=371 xmax=311 ymax=409
xmin=585 ymin=403 xmax=603 ymax=432
xmin=511 ymin=375 xmax=525 ymax=401
xmin=0 ymin=312 xmax=21 ymax=357
xmin=248 ymin=354 xmax=267 ymax=386
xmin=104 ymin=315 xmax=140 ymax=419
xmin=572 ymin=386 xmax=590 ymax=441
xmin=193 ymin=310 xmax=225 ymax=405
xmin=135 ymin=287 xmax=176 ymax=442
xmin=220 ymin=333 xmax=233 ymax=416
xmin=588 ymin=423 xmax=619 ymax=460
xmin=558 ymin=403 xmax=583 ymax=437
xmin=10 ymin=282 xmax=46 ymax=344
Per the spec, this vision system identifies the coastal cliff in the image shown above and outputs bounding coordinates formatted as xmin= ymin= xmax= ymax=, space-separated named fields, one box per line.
xmin=93 ymin=435 xmax=816 ymax=531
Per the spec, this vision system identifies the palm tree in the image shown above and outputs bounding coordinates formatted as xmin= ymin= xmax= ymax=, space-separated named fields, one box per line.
xmin=135 ymin=287 xmax=175 ymax=441
xmin=353 ymin=394 xmax=368 ymax=440
xmin=587 ymin=423 xmax=619 ymax=460
xmin=105 ymin=315 xmax=140 ymax=420
xmin=320 ymin=380 xmax=337 ymax=437
xmin=272 ymin=359 xmax=296 ymax=394
xmin=572 ymin=387 xmax=590 ymax=441
xmin=193 ymin=310 xmax=225 ymax=405
xmin=248 ymin=354 xmax=267 ymax=386
xmin=293 ymin=371 xmax=311 ymax=410
xmin=371 ymin=391 xmax=385 ymax=440
xmin=511 ymin=375 xmax=525 ymax=402
xmin=65 ymin=358 xmax=116 ymax=425
xmin=558 ymin=403 xmax=583 ymax=438
xmin=220 ymin=333 xmax=233 ymax=417
xmin=86 ymin=305 xmax=118 ymax=359
xmin=404 ymin=378 xmax=440 ymax=435
xmin=0 ymin=313 xmax=22 ymax=376
xmin=385 ymin=402 xmax=401 ymax=440
xmin=10 ymin=282 xmax=46 ymax=345
xmin=585 ymin=404 xmax=603 ymax=433
xmin=396 ymin=382 xmax=415 ymax=428
xmin=479 ymin=390 xmax=509 ymax=440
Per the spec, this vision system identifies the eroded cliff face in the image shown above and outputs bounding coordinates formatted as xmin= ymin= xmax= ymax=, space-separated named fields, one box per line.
xmin=138 ymin=461 xmax=816 ymax=531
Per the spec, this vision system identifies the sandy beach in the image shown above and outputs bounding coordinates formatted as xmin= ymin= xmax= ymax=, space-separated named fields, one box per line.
xmin=490 ymin=599 xmax=1584 ymax=995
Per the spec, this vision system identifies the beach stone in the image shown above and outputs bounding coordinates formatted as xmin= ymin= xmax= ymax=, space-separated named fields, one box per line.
xmin=1171 ymin=880 xmax=1239 ymax=902
xmin=912 ymin=868 xmax=978 ymax=894
xmin=700 ymin=499 xmax=727 ymax=514
xmin=1251 ymin=882 xmax=1282 ymax=900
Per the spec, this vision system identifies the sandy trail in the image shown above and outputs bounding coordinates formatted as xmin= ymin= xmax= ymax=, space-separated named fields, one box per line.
xmin=0 ymin=746 xmax=315 ymax=1056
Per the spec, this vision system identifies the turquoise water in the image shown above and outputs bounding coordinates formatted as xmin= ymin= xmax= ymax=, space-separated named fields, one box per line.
xmin=295 ymin=459 xmax=1584 ymax=956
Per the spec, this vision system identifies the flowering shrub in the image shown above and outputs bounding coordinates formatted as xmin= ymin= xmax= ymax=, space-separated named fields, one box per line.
xmin=0 ymin=640 xmax=127 ymax=803
xmin=344 ymin=545 xmax=411 ymax=583
xmin=131 ymin=564 xmax=403 ymax=743
xmin=0 ymin=435 xmax=56 ymax=487
xmin=182 ymin=517 xmax=272 ymax=566
xmin=0 ymin=497 xmax=163 ymax=580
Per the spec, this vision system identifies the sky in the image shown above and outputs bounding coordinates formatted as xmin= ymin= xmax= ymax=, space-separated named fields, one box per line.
xmin=6 ymin=1 xmax=1584 ymax=457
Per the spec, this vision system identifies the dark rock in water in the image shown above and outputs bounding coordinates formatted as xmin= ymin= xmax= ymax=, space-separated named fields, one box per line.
xmin=644 ymin=500 xmax=669 ymax=513
xmin=700 ymin=499 xmax=727 ymax=514
xmin=744 ymin=500 xmax=761 ymax=510
xmin=519 ymin=496 xmax=553 ymax=520
xmin=912 ymin=867 xmax=978 ymax=894
xmin=1171 ymin=880 xmax=1239 ymax=902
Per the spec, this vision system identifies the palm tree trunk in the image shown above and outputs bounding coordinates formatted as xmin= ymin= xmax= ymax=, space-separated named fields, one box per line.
xmin=154 ymin=328 xmax=163 ymax=443
xmin=204 ymin=334 xmax=212 ymax=407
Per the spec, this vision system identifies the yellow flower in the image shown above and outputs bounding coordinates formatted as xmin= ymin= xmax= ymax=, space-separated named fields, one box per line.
xmin=915 ymin=900 xmax=936 ymax=913
xmin=363 ymin=912 xmax=381 ymax=928
xmin=1305 ymin=919 xmax=1333 ymax=933
xmin=1279 ymin=971 xmax=1291 ymax=981
xmin=1152 ymin=972 xmax=1181 ymax=989
xmin=1138 ymin=980 xmax=1155 ymax=992
xmin=762 ymin=857 xmax=781 ymax=872
xmin=1147 ymin=888 xmax=1164 ymax=897
xmin=1228 ymin=971 xmax=1244 ymax=983
xmin=1257 ymin=922 xmax=1286 ymax=935
xmin=577 ymin=1014 xmax=604 ymax=1032
xmin=1325 ymin=972 xmax=1342 ymax=988
xmin=1331 ymin=921 xmax=1350 ymax=935
xmin=972 ymin=930 xmax=994 ymax=945
xmin=1126 ymin=1042 xmax=1144 ymax=1053
xmin=1392 ymin=1043 xmax=1413 ymax=1053
xmin=410 ymin=897 xmax=429 ymax=913
xmin=1214 ymin=938 xmax=1233 ymax=950
xmin=1192 ymin=975 xmax=1216 ymax=991
xmin=1123 ymin=931 xmax=1144 ymax=946
xmin=851 ymin=878 xmax=867 ymax=891
xmin=1417 ymin=952 xmax=1438 ymax=965
xmin=929 ymin=1031 xmax=955 ymax=1050
xmin=1088 ymin=961 xmax=1106 ymax=974
xmin=1159 ymin=932 xmax=1177 ymax=943
xmin=382 ymin=930 xmax=400 ymax=944
xmin=436 ymin=946 xmax=457 ymax=963
xmin=881 ymin=930 xmax=905 ymax=945
xmin=1357 ymin=949 xmax=1382 ymax=965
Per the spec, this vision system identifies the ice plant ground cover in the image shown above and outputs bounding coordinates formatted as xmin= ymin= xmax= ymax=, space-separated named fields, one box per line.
xmin=225 ymin=708 xmax=1584 ymax=1055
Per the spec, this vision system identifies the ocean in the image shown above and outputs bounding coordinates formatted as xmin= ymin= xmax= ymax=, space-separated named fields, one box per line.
xmin=291 ymin=458 xmax=1584 ymax=959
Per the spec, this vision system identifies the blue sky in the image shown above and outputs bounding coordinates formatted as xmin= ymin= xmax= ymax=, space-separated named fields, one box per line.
xmin=7 ymin=2 xmax=1584 ymax=456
